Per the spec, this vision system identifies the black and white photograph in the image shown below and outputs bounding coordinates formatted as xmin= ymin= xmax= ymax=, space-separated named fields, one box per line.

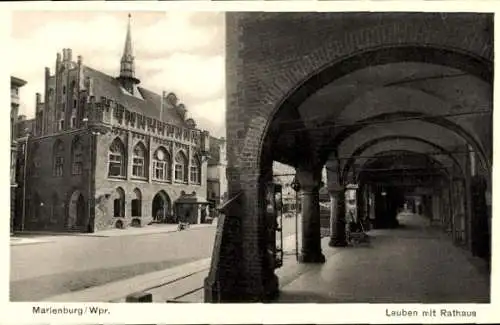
xmin=4 ymin=2 xmax=496 ymax=324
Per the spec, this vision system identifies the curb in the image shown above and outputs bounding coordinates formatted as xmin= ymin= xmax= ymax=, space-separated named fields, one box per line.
xmin=13 ymin=224 xmax=216 ymax=239
xmin=43 ymin=258 xmax=212 ymax=302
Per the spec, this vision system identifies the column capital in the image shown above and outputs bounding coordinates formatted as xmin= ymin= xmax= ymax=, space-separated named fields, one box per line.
xmin=295 ymin=167 xmax=323 ymax=193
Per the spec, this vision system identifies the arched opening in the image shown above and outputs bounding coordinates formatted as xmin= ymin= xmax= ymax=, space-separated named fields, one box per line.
xmin=131 ymin=188 xmax=142 ymax=217
xmin=113 ymin=187 xmax=126 ymax=218
xmin=67 ymin=190 xmax=85 ymax=230
xmin=214 ymin=14 xmax=493 ymax=303
xmin=152 ymin=190 xmax=172 ymax=223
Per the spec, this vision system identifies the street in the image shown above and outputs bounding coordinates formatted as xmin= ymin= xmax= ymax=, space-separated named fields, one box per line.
xmin=10 ymin=215 xmax=300 ymax=301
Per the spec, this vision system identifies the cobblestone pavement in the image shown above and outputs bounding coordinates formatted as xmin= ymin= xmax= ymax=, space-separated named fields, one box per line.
xmin=277 ymin=213 xmax=490 ymax=303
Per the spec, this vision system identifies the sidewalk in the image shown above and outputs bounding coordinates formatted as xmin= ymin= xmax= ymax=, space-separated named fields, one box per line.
xmin=44 ymin=258 xmax=212 ymax=302
xmin=277 ymin=213 xmax=490 ymax=303
xmin=13 ymin=223 xmax=215 ymax=239
xmin=10 ymin=237 xmax=55 ymax=246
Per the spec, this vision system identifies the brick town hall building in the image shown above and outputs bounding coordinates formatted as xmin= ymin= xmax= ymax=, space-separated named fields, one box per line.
xmin=13 ymin=15 xmax=211 ymax=233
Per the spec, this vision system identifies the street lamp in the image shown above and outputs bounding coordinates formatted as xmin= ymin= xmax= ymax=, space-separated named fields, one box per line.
xmin=20 ymin=128 xmax=31 ymax=232
xmin=291 ymin=176 xmax=301 ymax=261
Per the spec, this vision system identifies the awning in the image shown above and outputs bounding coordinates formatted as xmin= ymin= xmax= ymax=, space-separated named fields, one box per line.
xmin=175 ymin=191 xmax=210 ymax=205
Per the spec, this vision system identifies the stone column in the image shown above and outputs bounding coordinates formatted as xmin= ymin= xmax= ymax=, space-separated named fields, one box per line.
xmin=297 ymin=169 xmax=325 ymax=264
xmin=329 ymin=188 xmax=347 ymax=247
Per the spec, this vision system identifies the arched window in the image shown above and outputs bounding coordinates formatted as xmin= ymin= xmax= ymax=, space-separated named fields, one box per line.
xmin=190 ymin=154 xmax=201 ymax=184
xmin=108 ymin=138 xmax=126 ymax=177
xmin=153 ymin=147 xmax=171 ymax=181
xmin=175 ymin=151 xmax=188 ymax=182
xmin=71 ymin=137 xmax=83 ymax=175
xmin=132 ymin=142 xmax=146 ymax=178
xmin=131 ymin=188 xmax=142 ymax=217
xmin=53 ymin=140 xmax=64 ymax=177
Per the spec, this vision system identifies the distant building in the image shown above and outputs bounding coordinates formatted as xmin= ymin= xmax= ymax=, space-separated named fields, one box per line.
xmin=206 ymin=136 xmax=227 ymax=217
xmin=15 ymin=115 xmax=34 ymax=139
xmin=11 ymin=76 xmax=27 ymax=232
xmin=14 ymin=15 xmax=211 ymax=233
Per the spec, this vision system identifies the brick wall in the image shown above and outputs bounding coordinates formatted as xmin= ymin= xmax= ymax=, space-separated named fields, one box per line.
xmin=25 ymin=130 xmax=90 ymax=231
xmin=94 ymin=129 xmax=208 ymax=231
xmin=217 ymin=12 xmax=493 ymax=301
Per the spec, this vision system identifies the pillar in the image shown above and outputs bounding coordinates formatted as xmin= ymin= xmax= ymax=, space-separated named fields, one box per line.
xmin=329 ymin=188 xmax=347 ymax=247
xmin=464 ymin=145 xmax=473 ymax=250
xmin=297 ymin=169 xmax=325 ymax=264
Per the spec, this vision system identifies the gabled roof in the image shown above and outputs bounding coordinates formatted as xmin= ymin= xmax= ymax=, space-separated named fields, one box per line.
xmin=83 ymin=66 xmax=187 ymax=126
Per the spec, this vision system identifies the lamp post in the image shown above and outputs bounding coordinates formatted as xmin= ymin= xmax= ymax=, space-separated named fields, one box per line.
xmin=20 ymin=129 xmax=31 ymax=232
xmin=291 ymin=176 xmax=301 ymax=261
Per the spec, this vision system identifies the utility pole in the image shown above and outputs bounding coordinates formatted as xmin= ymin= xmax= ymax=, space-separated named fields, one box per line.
xmin=21 ymin=130 xmax=30 ymax=232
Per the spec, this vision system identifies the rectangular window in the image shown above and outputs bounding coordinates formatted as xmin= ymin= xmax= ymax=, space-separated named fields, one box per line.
xmin=175 ymin=164 xmax=183 ymax=182
xmin=62 ymin=103 xmax=65 ymax=112
xmin=133 ymin=158 xmax=144 ymax=177
xmin=59 ymin=120 xmax=64 ymax=131
xmin=190 ymin=166 xmax=199 ymax=184
xmin=72 ymin=162 xmax=82 ymax=175
xmin=72 ymin=153 xmax=82 ymax=175
xmin=71 ymin=117 xmax=76 ymax=128
xmin=109 ymin=154 xmax=122 ymax=177
xmin=54 ymin=157 xmax=64 ymax=177
xmin=154 ymin=161 xmax=166 ymax=180
xmin=33 ymin=158 xmax=41 ymax=177
xmin=73 ymin=100 xmax=77 ymax=109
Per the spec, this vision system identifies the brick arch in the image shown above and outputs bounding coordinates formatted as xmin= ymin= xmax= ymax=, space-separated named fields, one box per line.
xmin=331 ymin=85 xmax=491 ymax=153
xmin=342 ymin=136 xmax=462 ymax=182
xmin=320 ymin=111 xmax=489 ymax=175
xmin=221 ymin=15 xmax=493 ymax=302
xmin=359 ymin=149 xmax=449 ymax=178
xmin=247 ymin=31 xmax=492 ymax=175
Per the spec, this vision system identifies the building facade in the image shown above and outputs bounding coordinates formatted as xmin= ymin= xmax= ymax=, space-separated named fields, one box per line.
xmin=206 ymin=136 xmax=228 ymax=217
xmin=16 ymin=16 xmax=210 ymax=233
xmin=11 ymin=76 xmax=27 ymax=232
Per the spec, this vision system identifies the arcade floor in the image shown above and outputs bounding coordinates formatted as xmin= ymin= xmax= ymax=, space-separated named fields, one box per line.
xmin=277 ymin=213 xmax=490 ymax=303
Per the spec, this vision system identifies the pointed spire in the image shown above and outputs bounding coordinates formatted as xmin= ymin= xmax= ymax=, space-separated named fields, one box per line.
xmin=118 ymin=13 xmax=140 ymax=93
xmin=123 ymin=13 xmax=133 ymax=59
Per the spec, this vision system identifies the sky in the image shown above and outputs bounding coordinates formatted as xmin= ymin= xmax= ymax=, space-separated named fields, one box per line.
xmin=11 ymin=10 xmax=226 ymax=138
